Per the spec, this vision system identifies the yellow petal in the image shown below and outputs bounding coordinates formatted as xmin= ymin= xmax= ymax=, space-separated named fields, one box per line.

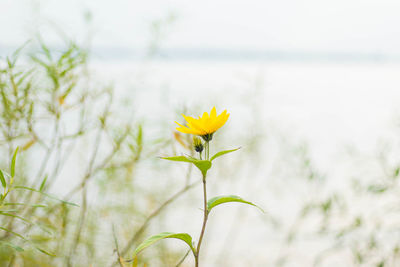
xmin=201 ymin=112 xmax=209 ymax=120
xmin=182 ymin=115 xmax=206 ymax=134
xmin=175 ymin=121 xmax=188 ymax=128
xmin=207 ymin=110 xmax=227 ymax=132
xmin=210 ymin=107 xmax=217 ymax=119
xmin=176 ymin=127 xmax=191 ymax=134
xmin=218 ymin=112 xmax=229 ymax=128
xmin=175 ymin=121 xmax=192 ymax=132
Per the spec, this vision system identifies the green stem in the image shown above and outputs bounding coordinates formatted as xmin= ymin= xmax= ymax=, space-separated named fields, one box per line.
xmin=195 ymin=174 xmax=208 ymax=267
xmin=194 ymin=141 xmax=210 ymax=266
xmin=205 ymin=141 xmax=209 ymax=160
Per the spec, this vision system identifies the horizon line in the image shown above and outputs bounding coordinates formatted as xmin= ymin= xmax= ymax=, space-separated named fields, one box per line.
xmin=1 ymin=45 xmax=399 ymax=63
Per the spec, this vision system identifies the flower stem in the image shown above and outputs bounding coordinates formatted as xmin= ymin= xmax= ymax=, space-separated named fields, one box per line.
xmin=195 ymin=141 xmax=210 ymax=266
xmin=195 ymin=174 xmax=208 ymax=267
xmin=205 ymin=141 xmax=209 ymax=160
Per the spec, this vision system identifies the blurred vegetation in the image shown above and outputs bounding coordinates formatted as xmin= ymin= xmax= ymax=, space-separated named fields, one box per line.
xmin=266 ymin=133 xmax=400 ymax=267
xmin=0 ymin=38 xmax=190 ymax=266
xmin=1 ymin=24 xmax=400 ymax=267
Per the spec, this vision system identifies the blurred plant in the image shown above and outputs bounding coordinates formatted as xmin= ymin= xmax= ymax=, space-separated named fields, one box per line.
xmin=130 ymin=107 xmax=263 ymax=267
xmin=0 ymin=38 xmax=158 ymax=266
xmin=0 ymin=146 xmax=77 ymax=261
xmin=270 ymin=132 xmax=400 ymax=267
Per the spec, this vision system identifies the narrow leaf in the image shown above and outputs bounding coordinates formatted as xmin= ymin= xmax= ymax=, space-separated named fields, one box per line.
xmin=210 ymin=147 xmax=240 ymax=161
xmin=162 ymin=156 xmax=192 ymax=163
xmin=0 ymin=212 xmax=52 ymax=235
xmin=367 ymin=184 xmax=388 ymax=194
xmin=5 ymin=203 xmax=47 ymax=208
xmin=11 ymin=147 xmax=19 ymax=177
xmin=133 ymin=232 xmax=195 ymax=258
xmin=207 ymin=195 xmax=264 ymax=213
xmin=137 ymin=124 xmax=143 ymax=146
xmin=33 ymin=246 xmax=56 ymax=256
xmin=0 ymin=226 xmax=27 ymax=241
xmin=14 ymin=186 xmax=78 ymax=206
xmin=0 ymin=170 xmax=6 ymax=188
xmin=39 ymin=175 xmax=48 ymax=192
xmin=0 ymin=212 xmax=32 ymax=224
xmin=0 ymin=241 xmax=24 ymax=252
xmin=162 ymin=156 xmax=212 ymax=176
xmin=0 ymin=227 xmax=55 ymax=256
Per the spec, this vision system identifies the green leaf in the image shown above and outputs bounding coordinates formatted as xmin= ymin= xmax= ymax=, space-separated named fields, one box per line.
xmin=0 ymin=170 xmax=6 ymax=188
xmin=367 ymin=184 xmax=388 ymax=194
xmin=0 ymin=226 xmax=27 ymax=241
xmin=207 ymin=195 xmax=264 ymax=213
xmin=11 ymin=147 xmax=19 ymax=177
xmin=0 ymin=227 xmax=54 ymax=256
xmin=162 ymin=156 xmax=212 ymax=176
xmin=210 ymin=147 xmax=240 ymax=161
xmin=34 ymin=246 xmax=56 ymax=256
xmin=5 ymin=203 xmax=47 ymax=208
xmin=39 ymin=175 xmax=48 ymax=192
xmin=162 ymin=156 xmax=192 ymax=163
xmin=0 ymin=212 xmax=32 ymax=224
xmin=13 ymin=186 xmax=78 ymax=207
xmin=0 ymin=241 xmax=24 ymax=252
xmin=192 ymin=160 xmax=212 ymax=176
xmin=0 ymin=212 xmax=52 ymax=235
xmin=137 ymin=124 xmax=143 ymax=146
xmin=133 ymin=232 xmax=195 ymax=258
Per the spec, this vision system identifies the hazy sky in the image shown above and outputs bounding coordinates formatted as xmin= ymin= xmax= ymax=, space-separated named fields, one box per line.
xmin=1 ymin=0 xmax=400 ymax=54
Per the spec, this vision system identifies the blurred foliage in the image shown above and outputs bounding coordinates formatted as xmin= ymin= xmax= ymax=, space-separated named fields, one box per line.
xmin=1 ymin=23 xmax=400 ymax=267
xmin=269 ymin=133 xmax=400 ymax=267
xmin=0 ymin=38 xmax=187 ymax=266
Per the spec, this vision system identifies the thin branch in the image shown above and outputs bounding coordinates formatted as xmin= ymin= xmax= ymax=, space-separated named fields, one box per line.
xmin=175 ymin=249 xmax=191 ymax=267
xmin=66 ymin=186 xmax=88 ymax=267
xmin=62 ymin=123 xmax=130 ymax=201
xmin=120 ymin=179 xmax=200 ymax=258
xmin=112 ymin=224 xmax=125 ymax=267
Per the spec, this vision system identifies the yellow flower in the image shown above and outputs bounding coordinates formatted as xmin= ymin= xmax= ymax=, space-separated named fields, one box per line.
xmin=175 ymin=107 xmax=229 ymax=140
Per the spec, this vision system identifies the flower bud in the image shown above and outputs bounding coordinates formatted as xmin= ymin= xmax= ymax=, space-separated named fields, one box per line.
xmin=193 ymin=137 xmax=204 ymax=153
